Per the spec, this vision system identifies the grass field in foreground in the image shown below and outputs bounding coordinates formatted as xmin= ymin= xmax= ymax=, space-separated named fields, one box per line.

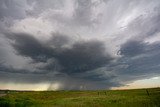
xmin=0 ymin=88 xmax=160 ymax=107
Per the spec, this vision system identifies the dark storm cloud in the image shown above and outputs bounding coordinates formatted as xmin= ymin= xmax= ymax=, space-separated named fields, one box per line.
xmin=119 ymin=40 xmax=147 ymax=57
xmin=3 ymin=32 xmax=160 ymax=89
xmin=56 ymin=40 xmax=113 ymax=74
xmin=116 ymin=40 xmax=160 ymax=82
xmin=5 ymin=32 xmax=113 ymax=75
xmin=6 ymin=33 xmax=53 ymax=62
xmin=0 ymin=63 xmax=34 ymax=75
xmin=1 ymin=32 xmax=117 ymax=89
xmin=1 ymin=0 xmax=160 ymax=90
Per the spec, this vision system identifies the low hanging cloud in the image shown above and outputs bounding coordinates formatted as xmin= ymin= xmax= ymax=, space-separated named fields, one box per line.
xmin=2 ymin=31 xmax=160 ymax=90
xmin=5 ymin=32 xmax=113 ymax=74
xmin=6 ymin=33 xmax=53 ymax=62
xmin=0 ymin=32 xmax=118 ymax=90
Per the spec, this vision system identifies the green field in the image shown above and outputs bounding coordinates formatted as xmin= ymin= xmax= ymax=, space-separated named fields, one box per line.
xmin=0 ymin=88 xmax=160 ymax=107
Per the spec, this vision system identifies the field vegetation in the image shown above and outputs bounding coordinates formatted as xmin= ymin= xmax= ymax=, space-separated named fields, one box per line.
xmin=0 ymin=88 xmax=160 ymax=107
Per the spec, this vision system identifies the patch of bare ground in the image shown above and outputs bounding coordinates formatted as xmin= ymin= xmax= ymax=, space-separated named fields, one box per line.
xmin=0 ymin=94 xmax=6 ymax=97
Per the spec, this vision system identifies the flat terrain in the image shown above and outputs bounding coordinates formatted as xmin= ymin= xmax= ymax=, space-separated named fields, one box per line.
xmin=0 ymin=94 xmax=6 ymax=97
xmin=0 ymin=88 xmax=160 ymax=107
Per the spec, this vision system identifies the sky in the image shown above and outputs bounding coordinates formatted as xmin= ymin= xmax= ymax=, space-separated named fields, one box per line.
xmin=0 ymin=0 xmax=160 ymax=90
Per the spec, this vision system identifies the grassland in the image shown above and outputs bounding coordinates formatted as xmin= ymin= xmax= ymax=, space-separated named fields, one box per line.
xmin=0 ymin=88 xmax=160 ymax=107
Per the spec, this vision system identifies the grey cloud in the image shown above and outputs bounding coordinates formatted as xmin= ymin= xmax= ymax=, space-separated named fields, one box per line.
xmin=73 ymin=0 xmax=93 ymax=26
xmin=0 ymin=0 xmax=31 ymax=31
xmin=1 ymin=32 xmax=120 ymax=90
xmin=119 ymin=40 xmax=148 ymax=57
xmin=5 ymin=32 xmax=113 ymax=75
xmin=6 ymin=33 xmax=53 ymax=62
xmin=0 ymin=0 xmax=28 ymax=19
xmin=116 ymin=40 xmax=160 ymax=82
xmin=1 ymin=0 xmax=160 ymax=90
xmin=26 ymin=0 xmax=104 ymax=27
xmin=26 ymin=0 xmax=64 ymax=16
xmin=56 ymin=40 xmax=113 ymax=74
xmin=124 ymin=2 xmax=160 ymax=40
xmin=27 ymin=0 xmax=48 ymax=14
xmin=3 ymin=32 xmax=160 ymax=89
xmin=47 ymin=33 xmax=70 ymax=49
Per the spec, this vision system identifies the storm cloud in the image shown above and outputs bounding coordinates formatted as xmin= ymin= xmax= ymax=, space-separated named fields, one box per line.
xmin=0 ymin=0 xmax=160 ymax=90
xmin=5 ymin=32 xmax=113 ymax=74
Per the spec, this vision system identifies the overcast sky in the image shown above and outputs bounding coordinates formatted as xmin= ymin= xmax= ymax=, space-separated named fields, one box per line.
xmin=0 ymin=0 xmax=160 ymax=90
